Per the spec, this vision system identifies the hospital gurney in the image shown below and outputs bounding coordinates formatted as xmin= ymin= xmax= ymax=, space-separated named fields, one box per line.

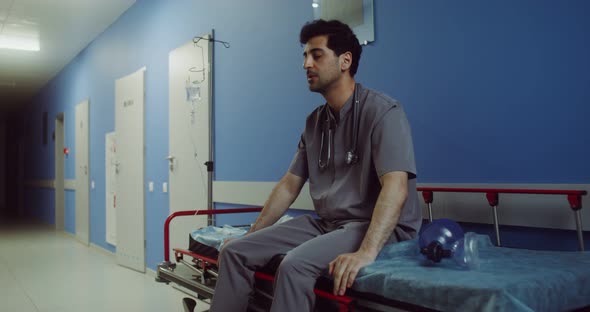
xmin=156 ymin=187 xmax=589 ymax=311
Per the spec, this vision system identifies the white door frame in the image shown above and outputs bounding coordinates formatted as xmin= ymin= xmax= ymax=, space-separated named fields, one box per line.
xmin=54 ymin=113 xmax=65 ymax=231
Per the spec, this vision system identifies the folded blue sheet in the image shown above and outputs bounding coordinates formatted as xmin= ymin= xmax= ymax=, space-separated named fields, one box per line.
xmin=191 ymin=225 xmax=249 ymax=251
xmin=354 ymin=234 xmax=590 ymax=312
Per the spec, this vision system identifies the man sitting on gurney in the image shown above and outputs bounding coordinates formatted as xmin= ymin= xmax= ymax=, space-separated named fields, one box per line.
xmin=209 ymin=19 xmax=422 ymax=312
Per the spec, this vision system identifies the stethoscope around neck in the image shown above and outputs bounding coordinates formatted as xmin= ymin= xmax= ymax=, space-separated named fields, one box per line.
xmin=318 ymin=84 xmax=360 ymax=171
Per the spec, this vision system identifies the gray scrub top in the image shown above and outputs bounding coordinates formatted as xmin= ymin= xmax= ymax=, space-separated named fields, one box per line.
xmin=289 ymin=83 xmax=421 ymax=238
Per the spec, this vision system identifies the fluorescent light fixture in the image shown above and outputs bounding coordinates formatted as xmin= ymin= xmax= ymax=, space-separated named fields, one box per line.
xmin=0 ymin=34 xmax=40 ymax=51
xmin=312 ymin=3 xmax=319 ymax=8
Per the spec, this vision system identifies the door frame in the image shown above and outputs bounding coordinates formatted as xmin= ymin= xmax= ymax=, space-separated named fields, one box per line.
xmin=54 ymin=113 xmax=65 ymax=231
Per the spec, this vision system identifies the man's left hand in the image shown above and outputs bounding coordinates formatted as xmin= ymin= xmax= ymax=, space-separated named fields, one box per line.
xmin=328 ymin=251 xmax=375 ymax=296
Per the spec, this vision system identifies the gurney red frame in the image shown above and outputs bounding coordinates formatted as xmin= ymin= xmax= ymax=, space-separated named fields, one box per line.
xmin=159 ymin=207 xmax=355 ymax=312
xmin=417 ymin=187 xmax=587 ymax=250
xmin=156 ymin=187 xmax=587 ymax=311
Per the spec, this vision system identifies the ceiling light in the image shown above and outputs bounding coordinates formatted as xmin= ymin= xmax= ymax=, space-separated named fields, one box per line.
xmin=312 ymin=3 xmax=319 ymax=8
xmin=0 ymin=34 xmax=40 ymax=51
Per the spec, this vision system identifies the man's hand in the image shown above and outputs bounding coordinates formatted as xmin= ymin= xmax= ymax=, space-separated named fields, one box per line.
xmin=327 ymin=171 xmax=408 ymax=296
xmin=328 ymin=251 xmax=375 ymax=296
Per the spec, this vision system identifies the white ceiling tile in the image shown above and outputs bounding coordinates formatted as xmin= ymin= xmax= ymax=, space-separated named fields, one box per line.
xmin=0 ymin=0 xmax=136 ymax=112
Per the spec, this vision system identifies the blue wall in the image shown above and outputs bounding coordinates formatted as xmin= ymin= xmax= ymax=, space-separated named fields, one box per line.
xmin=371 ymin=2 xmax=590 ymax=183
xmin=65 ymin=190 xmax=75 ymax=235
xmin=21 ymin=1 xmax=590 ymax=270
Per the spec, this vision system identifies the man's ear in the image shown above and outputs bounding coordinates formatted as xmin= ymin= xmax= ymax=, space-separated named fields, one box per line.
xmin=340 ymin=51 xmax=352 ymax=72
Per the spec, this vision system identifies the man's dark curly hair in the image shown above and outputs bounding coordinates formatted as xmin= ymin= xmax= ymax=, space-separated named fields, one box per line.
xmin=299 ymin=19 xmax=362 ymax=77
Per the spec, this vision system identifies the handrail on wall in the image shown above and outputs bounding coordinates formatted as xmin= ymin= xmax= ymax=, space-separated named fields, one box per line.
xmin=417 ymin=187 xmax=588 ymax=250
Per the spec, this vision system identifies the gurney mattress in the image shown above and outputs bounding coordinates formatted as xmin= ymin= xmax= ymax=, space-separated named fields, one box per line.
xmin=354 ymin=234 xmax=590 ymax=312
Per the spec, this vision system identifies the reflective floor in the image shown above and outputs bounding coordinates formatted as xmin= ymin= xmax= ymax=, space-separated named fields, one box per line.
xmin=0 ymin=219 xmax=209 ymax=312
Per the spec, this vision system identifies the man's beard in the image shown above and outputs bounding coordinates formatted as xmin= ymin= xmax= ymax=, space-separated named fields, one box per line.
xmin=308 ymin=74 xmax=339 ymax=94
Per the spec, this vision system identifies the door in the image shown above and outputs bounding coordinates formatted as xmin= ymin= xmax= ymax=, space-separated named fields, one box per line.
xmin=75 ymin=100 xmax=90 ymax=245
xmin=115 ymin=67 xmax=146 ymax=273
xmin=168 ymin=35 xmax=212 ymax=261
xmin=55 ymin=113 xmax=65 ymax=231
xmin=105 ymin=132 xmax=117 ymax=246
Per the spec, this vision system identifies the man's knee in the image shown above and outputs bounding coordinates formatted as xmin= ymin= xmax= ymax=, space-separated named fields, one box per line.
xmin=276 ymin=254 xmax=317 ymax=279
xmin=218 ymin=239 xmax=244 ymax=265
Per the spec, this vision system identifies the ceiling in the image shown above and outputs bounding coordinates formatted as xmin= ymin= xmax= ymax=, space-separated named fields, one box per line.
xmin=0 ymin=0 xmax=136 ymax=113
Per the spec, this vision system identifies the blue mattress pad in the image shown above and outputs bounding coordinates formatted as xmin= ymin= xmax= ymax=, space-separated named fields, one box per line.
xmin=354 ymin=234 xmax=590 ymax=312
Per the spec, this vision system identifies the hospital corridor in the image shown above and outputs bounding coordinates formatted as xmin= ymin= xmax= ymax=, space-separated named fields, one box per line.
xmin=0 ymin=219 xmax=209 ymax=312
xmin=1 ymin=0 xmax=589 ymax=311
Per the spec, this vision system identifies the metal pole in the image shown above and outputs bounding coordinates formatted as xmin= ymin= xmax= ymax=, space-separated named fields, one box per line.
xmin=207 ymin=30 xmax=215 ymax=226
xmin=575 ymin=210 xmax=585 ymax=251
xmin=427 ymin=203 xmax=433 ymax=222
xmin=492 ymin=205 xmax=501 ymax=246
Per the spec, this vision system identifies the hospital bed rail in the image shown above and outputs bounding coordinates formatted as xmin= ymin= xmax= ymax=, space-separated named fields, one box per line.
xmin=417 ymin=187 xmax=587 ymax=250
xmin=162 ymin=207 xmax=263 ymax=263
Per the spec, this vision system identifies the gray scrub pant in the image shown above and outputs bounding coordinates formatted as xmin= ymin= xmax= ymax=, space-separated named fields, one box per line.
xmin=208 ymin=215 xmax=373 ymax=312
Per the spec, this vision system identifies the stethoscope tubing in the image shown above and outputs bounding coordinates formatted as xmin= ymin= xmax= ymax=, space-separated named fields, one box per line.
xmin=318 ymin=84 xmax=359 ymax=171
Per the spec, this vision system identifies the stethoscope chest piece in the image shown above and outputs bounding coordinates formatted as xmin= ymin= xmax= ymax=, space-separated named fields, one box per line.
xmin=345 ymin=151 xmax=358 ymax=165
xmin=318 ymin=84 xmax=361 ymax=170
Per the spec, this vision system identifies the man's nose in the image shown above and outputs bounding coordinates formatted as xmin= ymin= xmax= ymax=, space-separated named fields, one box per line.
xmin=303 ymin=56 xmax=312 ymax=69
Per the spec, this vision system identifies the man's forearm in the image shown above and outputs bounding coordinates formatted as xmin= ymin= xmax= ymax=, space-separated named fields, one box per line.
xmin=250 ymin=173 xmax=304 ymax=233
xmin=358 ymin=172 xmax=408 ymax=258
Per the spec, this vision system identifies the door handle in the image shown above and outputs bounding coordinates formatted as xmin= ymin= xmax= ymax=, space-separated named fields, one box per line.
xmin=167 ymin=156 xmax=175 ymax=171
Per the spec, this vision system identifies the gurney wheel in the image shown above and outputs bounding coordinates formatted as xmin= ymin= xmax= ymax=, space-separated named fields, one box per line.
xmin=154 ymin=276 xmax=170 ymax=284
xmin=158 ymin=261 xmax=176 ymax=270
xmin=182 ymin=297 xmax=197 ymax=312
